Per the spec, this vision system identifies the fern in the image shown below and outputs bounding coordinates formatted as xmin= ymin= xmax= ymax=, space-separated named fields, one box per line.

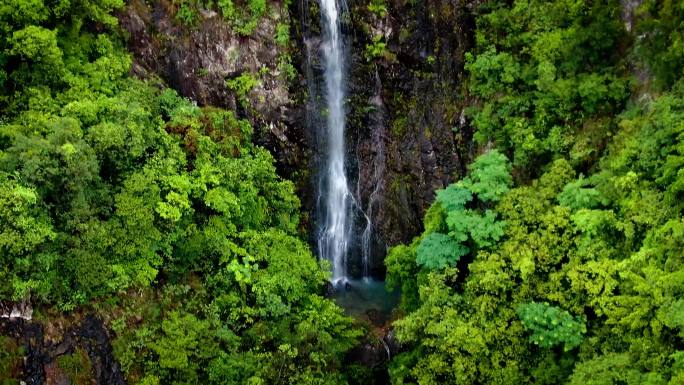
xmin=417 ymin=151 xmax=511 ymax=271
xmin=461 ymin=150 xmax=512 ymax=203
xmin=447 ymin=210 xmax=506 ymax=248
xmin=416 ymin=232 xmax=468 ymax=270
xmin=436 ymin=184 xmax=472 ymax=211
xmin=517 ymin=302 xmax=586 ymax=351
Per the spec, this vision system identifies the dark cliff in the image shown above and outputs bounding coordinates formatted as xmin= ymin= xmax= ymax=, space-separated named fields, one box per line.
xmin=0 ymin=315 xmax=124 ymax=385
xmin=345 ymin=0 xmax=479 ymax=275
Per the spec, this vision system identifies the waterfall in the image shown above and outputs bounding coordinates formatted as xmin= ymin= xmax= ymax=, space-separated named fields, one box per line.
xmin=317 ymin=0 xmax=352 ymax=285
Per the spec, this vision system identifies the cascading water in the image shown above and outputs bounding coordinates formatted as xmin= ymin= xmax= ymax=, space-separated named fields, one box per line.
xmin=317 ymin=0 xmax=352 ymax=285
xmin=307 ymin=0 xmax=400 ymax=321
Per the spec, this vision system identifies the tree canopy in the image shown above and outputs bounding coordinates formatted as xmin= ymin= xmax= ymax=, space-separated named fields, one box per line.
xmin=385 ymin=1 xmax=684 ymax=384
xmin=2 ymin=0 xmax=684 ymax=383
xmin=0 ymin=0 xmax=362 ymax=383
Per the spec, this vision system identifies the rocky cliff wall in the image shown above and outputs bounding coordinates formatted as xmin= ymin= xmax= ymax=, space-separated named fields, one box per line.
xmin=354 ymin=0 xmax=478 ymax=271
xmin=295 ymin=0 xmax=480 ymax=275
xmin=118 ymin=0 xmax=311 ymax=185
xmin=0 ymin=315 xmax=124 ymax=385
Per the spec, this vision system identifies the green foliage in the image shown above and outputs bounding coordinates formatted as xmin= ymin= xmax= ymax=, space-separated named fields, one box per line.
xmin=277 ymin=54 xmax=297 ymax=81
xmin=426 ymin=151 xmax=510 ymax=264
xmin=567 ymin=353 xmax=661 ymax=385
xmin=217 ymin=0 xmax=236 ymax=19
xmin=8 ymin=25 xmax=63 ymax=71
xmin=464 ymin=0 xmax=629 ymax=168
xmin=0 ymin=337 xmax=23 ymax=385
xmin=218 ymin=0 xmax=268 ymax=36
xmin=0 ymin=1 xmax=362 ymax=383
xmin=227 ymin=72 xmax=259 ymax=106
xmin=175 ymin=2 xmax=198 ymax=26
xmin=409 ymin=150 xmax=511 ymax=273
xmin=517 ymin=302 xmax=586 ymax=351
xmin=387 ymin=82 xmax=684 ymax=383
xmin=435 ymin=184 xmax=472 ymax=211
xmin=56 ymin=348 xmax=93 ymax=385
xmin=416 ymin=232 xmax=467 ymax=270
xmin=367 ymin=0 xmax=388 ymax=18
xmin=273 ymin=21 xmax=295 ymax=82
xmin=557 ymin=176 xmax=609 ymax=210
xmin=150 ymin=311 xmax=216 ymax=375
xmin=0 ymin=174 xmax=55 ymax=299
xmin=446 ymin=209 xmax=506 ymax=248
xmin=364 ymin=35 xmax=391 ymax=61
xmin=386 ymin=150 xmax=512 ymax=339
xmin=385 ymin=242 xmax=420 ymax=311
xmin=461 ymin=150 xmax=513 ymax=203
xmin=275 ymin=23 xmax=289 ymax=47
xmin=635 ymin=0 xmax=684 ymax=89
xmin=5 ymin=0 xmax=684 ymax=384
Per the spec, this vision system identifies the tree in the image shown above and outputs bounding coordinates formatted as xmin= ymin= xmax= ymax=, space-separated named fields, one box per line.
xmin=464 ymin=0 xmax=628 ymax=169
xmin=0 ymin=173 xmax=55 ymax=299
xmin=461 ymin=150 xmax=513 ymax=203
xmin=416 ymin=232 xmax=467 ymax=270
xmin=517 ymin=302 xmax=586 ymax=351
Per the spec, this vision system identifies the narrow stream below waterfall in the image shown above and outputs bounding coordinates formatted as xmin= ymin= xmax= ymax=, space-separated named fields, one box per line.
xmin=331 ymin=279 xmax=400 ymax=324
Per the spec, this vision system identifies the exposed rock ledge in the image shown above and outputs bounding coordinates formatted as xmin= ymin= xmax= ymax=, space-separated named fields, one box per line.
xmin=0 ymin=300 xmax=32 ymax=320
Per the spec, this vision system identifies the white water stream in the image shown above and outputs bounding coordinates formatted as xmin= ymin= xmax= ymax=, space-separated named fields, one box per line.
xmin=317 ymin=0 xmax=353 ymax=285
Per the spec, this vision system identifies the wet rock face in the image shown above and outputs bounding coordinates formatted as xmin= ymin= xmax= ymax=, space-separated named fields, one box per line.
xmin=118 ymin=0 xmax=310 ymax=182
xmin=0 ymin=299 xmax=33 ymax=320
xmin=344 ymin=327 xmax=401 ymax=385
xmin=352 ymin=0 xmax=479 ymax=258
xmin=0 ymin=315 xmax=124 ymax=385
xmin=280 ymin=0 xmax=481 ymax=277
xmin=294 ymin=0 xmax=479 ymax=276
xmin=119 ymin=0 xmax=284 ymax=110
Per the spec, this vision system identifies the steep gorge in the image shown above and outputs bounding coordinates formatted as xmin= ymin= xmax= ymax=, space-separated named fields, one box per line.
xmin=118 ymin=0 xmax=479 ymax=275
xmin=3 ymin=0 xmax=681 ymax=383
xmin=1 ymin=1 xmax=482 ymax=382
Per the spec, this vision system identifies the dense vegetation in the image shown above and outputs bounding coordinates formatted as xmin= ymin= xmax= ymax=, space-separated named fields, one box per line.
xmin=386 ymin=0 xmax=684 ymax=384
xmin=1 ymin=0 xmax=683 ymax=384
xmin=0 ymin=0 xmax=361 ymax=383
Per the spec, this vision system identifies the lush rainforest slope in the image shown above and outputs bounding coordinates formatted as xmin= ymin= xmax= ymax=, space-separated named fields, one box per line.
xmin=1 ymin=0 xmax=683 ymax=384
xmin=386 ymin=0 xmax=684 ymax=384
xmin=0 ymin=1 xmax=360 ymax=383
